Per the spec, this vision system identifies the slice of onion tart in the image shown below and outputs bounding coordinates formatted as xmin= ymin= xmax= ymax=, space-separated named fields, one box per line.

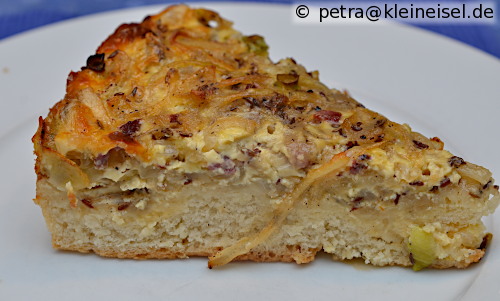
xmin=33 ymin=4 xmax=499 ymax=270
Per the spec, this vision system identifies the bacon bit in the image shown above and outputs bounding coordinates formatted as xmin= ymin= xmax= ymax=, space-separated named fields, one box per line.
xmin=374 ymin=134 xmax=384 ymax=142
xmin=312 ymin=110 xmax=342 ymax=125
xmin=483 ymin=180 xmax=492 ymax=190
xmin=375 ymin=119 xmax=387 ymax=127
xmin=265 ymin=94 xmax=288 ymax=114
xmin=169 ymin=114 xmax=181 ymax=125
xmin=409 ymin=253 xmax=415 ymax=265
xmin=350 ymin=161 xmax=367 ymax=174
xmin=81 ymin=199 xmax=94 ymax=209
xmin=440 ymin=177 xmax=451 ymax=188
xmin=108 ymin=50 xmax=119 ymax=58
xmin=86 ymin=53 xmax=105 ymax=72
xmin=208 ymin=156 xmax=236 ymax=175
xmin=338 ymin=129 xmax=347 ymax=138
xmin=413 ymin=140 xmax=429 ymax=149
xmin=184 ymin=178 xmax=193 ymax=185
xmin=480 ymin=233 xmax=492 ymax=250
xmin=409 ymin=181 xmax=424 ymax=186
xmin=351 ymin=122 xmax=363 ymax=131
xmin=358 ymin=154 xmax=371 ymax=161
xmin=94 ymin=153 xmax=109 ymax=169
xmin=96 ymin=120 xmax=104 ymax=129
xmin=430 ymin=186 xmax=439 ymax=192
xmin=151 ymin=128 xmax=173 ymax=140
xmin=431 ymin=137 xmax=442 ymax=143
xmin=192 ymin=84 xmax=217 ymax=99
xmin=393 ymin=194 xmax=401 ymax=205
xmin=350 ymin=197 xmax=364 ymax=211
xmin=494 ymin=185 xmax=499 ymax=191
xmin=179 ymin=132 xmax=193 ymax=138
xmin=109 ymin=119 xmax=142 ymax=143
xmin=108 ymin=131 xmax=135 ymax=143
xmin=119 ymin=119 xmax=142 ymax=136
xmin=164 ymin=68 xmax=177 ymax=84
xmin=449 ymin=156 xmax=466 ymax=168
xmin=94 ymin=147 xmax=125 ymax=169
xmin=117 ymin=203 xmax=130 ymax=211
xmin=352 ymin=197 xmax=364 ymax=204
xmin=346 ymin=141 xmax=359 ymax=149
xmin=242 ymin=148 xmax=261 ymax=157
xmin=469 ymin=192 xmax=480 ymax=199
xmin=287 ymin=142 xmax=312 ymax=169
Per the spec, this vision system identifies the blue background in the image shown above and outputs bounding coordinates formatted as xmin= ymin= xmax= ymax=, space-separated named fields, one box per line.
xmin=0 ymin=0 xmax=499 ymax=59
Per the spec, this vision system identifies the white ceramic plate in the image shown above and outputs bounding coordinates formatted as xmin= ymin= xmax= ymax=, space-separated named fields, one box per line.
xmin=0 ymin=3 xmax=499 ymax=300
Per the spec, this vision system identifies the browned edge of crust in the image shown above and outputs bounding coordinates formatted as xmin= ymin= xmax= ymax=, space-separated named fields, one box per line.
xmin=52 ymin=238 xmax=484 ymax=269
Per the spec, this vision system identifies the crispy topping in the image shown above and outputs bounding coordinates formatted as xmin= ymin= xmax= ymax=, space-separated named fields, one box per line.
xmin=86 ymin=53 xmax=105 ymax=72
